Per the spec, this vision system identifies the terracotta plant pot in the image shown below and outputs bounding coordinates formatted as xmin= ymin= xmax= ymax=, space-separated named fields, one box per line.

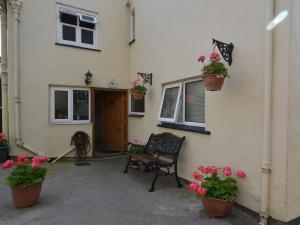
xmin=203 ymin=74 xmax=225 ymax=91
xmin=11 ymin=181 xmax=43 ymax=208
xmin=202 ymin=198 xmax=233 ymax=217
xmin=132 ymin=92 xmax=145 ymax=100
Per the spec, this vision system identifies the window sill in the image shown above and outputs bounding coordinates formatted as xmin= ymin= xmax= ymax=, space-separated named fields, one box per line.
xmin=157 ymin=123 xmax=211 ymax=135
xmin=129 ymin=39 xmax=135 ymax=45
xmin=128 ymin=114 xmax=144 ymax=118
xmin=49 ymin=122 xmax=92 ymax=125
xmin=55 ymin=42 xmax=101 ymax=52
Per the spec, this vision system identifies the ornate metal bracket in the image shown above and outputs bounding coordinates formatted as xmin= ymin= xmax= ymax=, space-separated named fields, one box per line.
xmin=212 ymin=39 xmax=234 ymax=66
xmin=137 ymin=72 xmax=152 ymax=85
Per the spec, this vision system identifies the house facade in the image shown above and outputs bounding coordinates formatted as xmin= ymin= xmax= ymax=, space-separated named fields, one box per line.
xmin=1 ymin=0 xmax=300 ymax=223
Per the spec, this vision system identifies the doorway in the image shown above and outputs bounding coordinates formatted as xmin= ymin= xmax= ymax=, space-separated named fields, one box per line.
xmin=93 ymin=89 xmax=128 ymax=157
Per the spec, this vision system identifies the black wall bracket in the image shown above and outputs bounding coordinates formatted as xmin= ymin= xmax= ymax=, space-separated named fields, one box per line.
xmin=212 ymin=39 xmax=234 ymax=66
xmin=137 ymin=72 xmax=152 ymax=85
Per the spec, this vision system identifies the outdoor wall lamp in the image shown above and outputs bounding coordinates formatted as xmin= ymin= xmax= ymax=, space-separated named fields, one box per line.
xmin=85 ymin=70 xmax=93 ymax=85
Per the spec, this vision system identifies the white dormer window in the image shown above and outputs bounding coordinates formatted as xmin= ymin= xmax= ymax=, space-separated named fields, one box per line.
xmin=57 ymin=4 xmax=98 ymax=49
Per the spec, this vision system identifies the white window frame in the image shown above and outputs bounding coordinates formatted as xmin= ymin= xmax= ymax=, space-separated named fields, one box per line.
xmin=158 ymin=82 xmax=182 ymax=123
xmin=50 ymin=87 xmax=91 ymax=124
xmin=56 ymin=4 xmax=98 ymax=49
xmin=183 ymin=78 xmax=205 ymax=127
xmin=129 ymin=94 xmax=145 ymax=116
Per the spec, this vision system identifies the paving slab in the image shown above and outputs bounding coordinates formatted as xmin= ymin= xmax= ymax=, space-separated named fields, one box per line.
xmin=0 ymin=157 xmax=258 ymax=225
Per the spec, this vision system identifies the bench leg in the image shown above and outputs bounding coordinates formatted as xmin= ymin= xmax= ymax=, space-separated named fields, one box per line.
xmin=149 ymin=165 xmax=159 ymax=192
xmin=174 ymin=162 xmax=182 ymax=188
xmin=123 ymin=156 xmax=132 ymax=174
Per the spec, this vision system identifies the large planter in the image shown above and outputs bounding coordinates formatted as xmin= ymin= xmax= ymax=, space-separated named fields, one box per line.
xmin=132 ymin=92 xmax=145 ymax=100
xmin=11 ymin=181 xmax=43 ymax=208
xmin=202 ymin=198 xmax=233 ymax=217
xmin=203 ymin=74 xmax=225 ymax=91
xmin=0 ymin=145 xmax=9 ymax=162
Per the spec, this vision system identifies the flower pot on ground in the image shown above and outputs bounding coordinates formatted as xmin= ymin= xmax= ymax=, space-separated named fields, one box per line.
xmin=198 ymin=52 xmax=229 ymax=91
xmin=0 ymin=133 xmax=9 ymax=162
xmin=188 ymin=165 xmax=246 ymax=218
xmin=129 ymin=75 xmax=147 ymax=100
xmin=2 ymin=154 xmax=49 ymax=208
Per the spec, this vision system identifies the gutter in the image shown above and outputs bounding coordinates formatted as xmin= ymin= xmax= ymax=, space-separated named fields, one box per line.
xmin=8 ymin=0 xmax=38 ymax=155
xmin=259 ymin=0 xmax=274 ymax=224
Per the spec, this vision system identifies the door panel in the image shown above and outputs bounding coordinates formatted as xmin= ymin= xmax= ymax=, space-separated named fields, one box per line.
xmin=98 ymin=91 xmax=127 ymax=152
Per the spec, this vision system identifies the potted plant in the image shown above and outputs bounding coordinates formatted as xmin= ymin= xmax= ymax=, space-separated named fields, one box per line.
xmin=129 ymin=138 xmax=145 ymax=154
xmin=188 ymin=165 xmax=246 ymax=217
xmin=129 ymin=75 xmax=147 ymax=100
xmin=198 ymin=51 xmax=229 ymax=91
xmin=0 ymin=133 xmax=9 ymax=162
xmin=2 ymin=154 xmax=49 ymax=208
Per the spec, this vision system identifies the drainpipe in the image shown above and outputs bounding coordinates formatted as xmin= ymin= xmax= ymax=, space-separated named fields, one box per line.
xmin=8 ymin=0 xmax=38 ymax=155
xmin=259 ymin=0 xmax=274 ymax=225
xmin=0 ymin=0 xmax=9 ymax=136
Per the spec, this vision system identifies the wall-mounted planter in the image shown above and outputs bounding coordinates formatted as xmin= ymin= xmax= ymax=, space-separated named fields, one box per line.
xmin=132 ymin=92 xmax=145 ymax=100
xmin=0 ymin=145 xmax=9 ymax=162
xmin=203 ymin=74 xmax=225 ymax=91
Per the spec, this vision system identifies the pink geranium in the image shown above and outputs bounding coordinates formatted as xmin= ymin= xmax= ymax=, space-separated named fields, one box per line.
xmin=192 ymin=171 xmax=204 ymax=181
xmin=196 ymin=186 xmax=207 ymax=196
xmin=236 ymin=170 xmax=246 ymax=178
xmin=2 ymin=160 xmax=14 ymax=170
xmin=197 ymin=55 xmax=206 ymax=63
xmin=204 ymin=166 xmax=218 ymax=174
xmin=210 ymin=51 xmax=220 ymax=61
xmin=188 ymin=182 xmax=199 ymax=191
xmin=17 ymin=153 xmax=28 ymax=165
xmin=223 ymin=166 xmax=232 ymax=177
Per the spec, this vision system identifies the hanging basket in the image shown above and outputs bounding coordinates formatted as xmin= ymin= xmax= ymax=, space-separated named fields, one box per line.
xmin=202 ymin=198 xmax=233 ymax=218
xmin=132 ymin=92 xmax=145 ymax=100
xmin=202 ymin=74 xmax=225 ymax=91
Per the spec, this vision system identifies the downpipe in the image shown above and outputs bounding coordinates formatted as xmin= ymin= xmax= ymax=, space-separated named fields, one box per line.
xmin=259 ymin=0 xmax=274 ymax=224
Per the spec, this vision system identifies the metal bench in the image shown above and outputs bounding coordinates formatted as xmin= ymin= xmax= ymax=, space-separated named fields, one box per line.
xmin=123 ymin=132 xmax=185 ymax=192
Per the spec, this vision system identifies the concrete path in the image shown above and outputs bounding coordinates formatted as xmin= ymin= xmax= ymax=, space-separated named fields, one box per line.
xmin=0 ymin=157 xmax=258 ymax=225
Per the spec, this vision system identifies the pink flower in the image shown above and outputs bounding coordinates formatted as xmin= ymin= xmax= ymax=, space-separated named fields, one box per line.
xmin=17 ymin=154 xmax=28 ymax=165
xmin=188 ymin=182 xmax=199 ymax=191
xmin=223 ymin=166 xmax=232 ymax=177
xmin=2 ymin=160 xmax=14 ymax=170
xmin=210 ymin=51 xmax=220 ymax=61
xmin=197 ymin=166 xmax=206 ymax=174
xmin=204 ymin=166 xmax=218 ymax=174
xmin=237 ymin=170 xmax=246 ymax=178
xmin=196 ymin=186 xmax=207 ymax=196
xmin=31 ymin=161 xmax=41 ymax=169
xmin=197 ymin=55 xmax=206 ymax=63
xmin=192 ymin=171 xmax=204 ymax=181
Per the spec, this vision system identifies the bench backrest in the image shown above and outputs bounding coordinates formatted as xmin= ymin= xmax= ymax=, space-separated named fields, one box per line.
xmin=145 ymin=132 xmax=185 ymax=158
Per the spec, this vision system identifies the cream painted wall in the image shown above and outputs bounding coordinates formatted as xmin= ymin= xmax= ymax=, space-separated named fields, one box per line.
xmin=128 ymin=0 xmax=294 ymax=222
xmin=5 ymin=0 xmax=299 ymax=222
xmin=286 ymin=0 xmax=300 ymax=221
xmin=7 ymin=0 xmax=130 ymax=157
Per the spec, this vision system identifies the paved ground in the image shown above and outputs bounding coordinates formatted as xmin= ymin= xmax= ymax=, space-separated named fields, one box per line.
xmin=0 ymin=157 xmax=258 ymax=225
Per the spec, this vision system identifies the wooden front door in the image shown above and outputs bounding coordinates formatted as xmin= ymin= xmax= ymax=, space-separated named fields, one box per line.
xmin=98 ymin=91 xmax=127 ymax=152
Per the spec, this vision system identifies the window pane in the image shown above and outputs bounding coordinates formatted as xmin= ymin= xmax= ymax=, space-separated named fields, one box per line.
xmin=131 ymin=96 xmax=144 ymax=113
xmin=160 ymin=86 xmax=180 ymax=118
xmin=185 ymin=81 xmax=205 ymax=123
xmin=62 ymin=25 xmax=76 ymax=42
xmin=55 ymin=91 xmax=68 ymax=119
xmin=73 ymin=90 xmax=89 ymax=121
xmin=79 ymin=21 xmax=95 ymax=29
xmin=81 ymin=29 xmax=94 ymax=44
xmin=60 ymin=13 xmax=77 ymax=25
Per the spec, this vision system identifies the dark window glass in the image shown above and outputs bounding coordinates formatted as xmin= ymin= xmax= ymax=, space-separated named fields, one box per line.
xmin=131 ymin=96 xmax=144 ymax=113
xmin=60 ymin=13 xmax=77 ymax=25
xmin=62 ymin=25 xmax=76 ymax=42
xmin=160 ymin=86 xmax=180 ymax=118
xmin=79 ymin=21 xmax=95 ymax=29
xmin=73 ymin=90 xmax=89 ymax=121
xmin=81 ymin=29 xmax=94 ymax=44
xmin=55 ymin=91 xmax=68 ymax=119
